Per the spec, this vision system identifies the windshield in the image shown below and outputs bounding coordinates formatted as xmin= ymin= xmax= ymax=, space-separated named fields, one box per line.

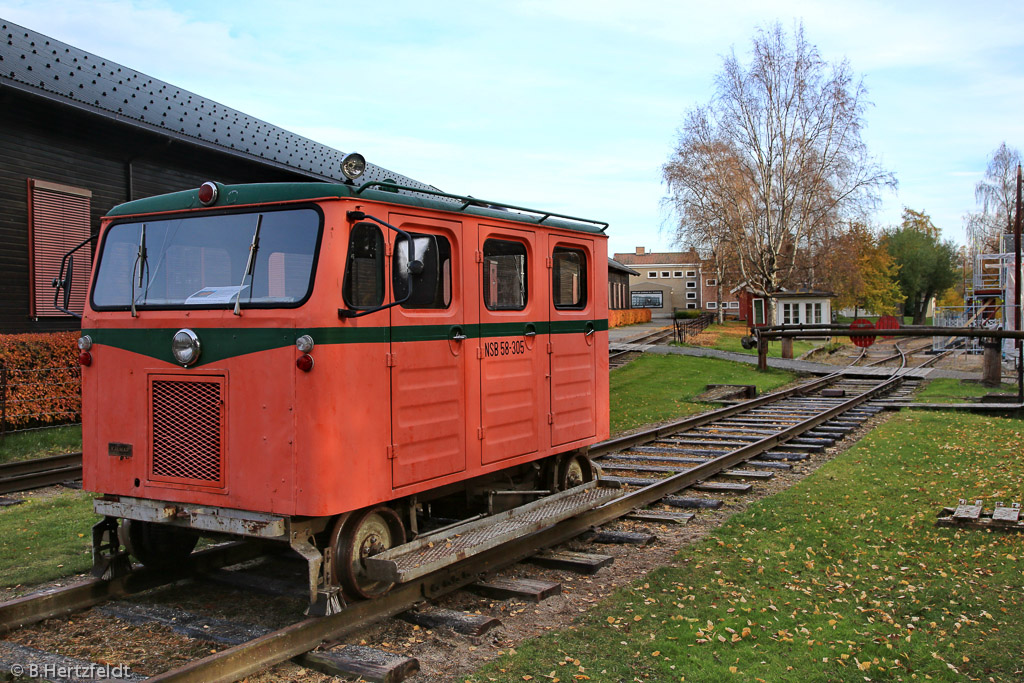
xmin=91 ymin=208 xmax=321 ymax=309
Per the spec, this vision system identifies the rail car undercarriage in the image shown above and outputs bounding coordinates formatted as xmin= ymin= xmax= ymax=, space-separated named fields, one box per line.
xmin=90 ymin=450 xmax=598 ymax=615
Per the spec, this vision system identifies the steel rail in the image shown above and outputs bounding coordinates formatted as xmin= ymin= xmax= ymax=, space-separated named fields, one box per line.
xmin=149 ymin=370 xmax=905 ymax=683
xmin=589 ymin=371 xmax=840 ymax=458
xmin=0 ymin=452 xmax=83 ymax=494
xmin=0 ymin=541 xmax=274 ymax=634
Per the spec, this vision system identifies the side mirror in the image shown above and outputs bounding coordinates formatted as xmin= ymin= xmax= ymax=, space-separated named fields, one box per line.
xmin=52 ymin=254 xmax=75 ymax=314
xmin=50 ymin=233 xmax=95 ymax=319
xmin=394 ymin=235 xmax=440 ymax=307
xmin=63 ymin=255 xmax=74 ymax=311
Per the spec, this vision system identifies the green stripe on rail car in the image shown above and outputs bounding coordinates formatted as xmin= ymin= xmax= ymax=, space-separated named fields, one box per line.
xmin=81 ymin=320 xmax=608 ymax=368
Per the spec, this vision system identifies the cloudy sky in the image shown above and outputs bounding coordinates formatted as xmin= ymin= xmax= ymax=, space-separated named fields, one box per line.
xmin=2 ymin=0 xmax=1022 ymax=255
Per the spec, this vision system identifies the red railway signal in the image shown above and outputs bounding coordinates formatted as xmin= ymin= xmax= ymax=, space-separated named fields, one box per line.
xmin=850 ymin=318 xmax=876 ymax=348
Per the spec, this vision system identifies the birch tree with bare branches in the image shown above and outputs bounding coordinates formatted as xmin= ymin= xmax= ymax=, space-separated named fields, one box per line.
xmin=663 ymin=22 xmax=896 ymax=321
xmin=966 ymin=142 xmax=1021 ymax=254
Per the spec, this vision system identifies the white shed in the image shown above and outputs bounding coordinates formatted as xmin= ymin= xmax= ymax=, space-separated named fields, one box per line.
xmin=771 ymin=289 xmax=835 ymax=326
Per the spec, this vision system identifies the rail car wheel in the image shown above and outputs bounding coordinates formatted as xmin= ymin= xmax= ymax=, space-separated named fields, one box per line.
xmin=558 ymin=454 xmax=595 ymax=490
xmin=331 ymin=506 xmax=406 ymax=600
xmin=119 ymin=519 xmax=199 ymax=568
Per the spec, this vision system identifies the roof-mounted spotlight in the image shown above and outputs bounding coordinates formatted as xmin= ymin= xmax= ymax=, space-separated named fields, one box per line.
xmin=340 ymin=152 xmax=366 ymax=181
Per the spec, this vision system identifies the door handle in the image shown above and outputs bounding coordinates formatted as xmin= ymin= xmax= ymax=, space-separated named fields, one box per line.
xmin=584 ymin=321 xmax=595 ymax=337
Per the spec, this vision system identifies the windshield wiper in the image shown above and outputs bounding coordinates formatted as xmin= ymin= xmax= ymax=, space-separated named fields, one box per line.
xmin=130 ymin=223 xmax=148 ymax=318
xmin=233 ymin=214 xmax=263 ymax=316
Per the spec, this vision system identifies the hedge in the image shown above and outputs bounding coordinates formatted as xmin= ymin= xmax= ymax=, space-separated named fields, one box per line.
xmin=609 ymin=308 xmax=652 ymax=327
xmin=0 ymin=332 xmax=81 ymax=430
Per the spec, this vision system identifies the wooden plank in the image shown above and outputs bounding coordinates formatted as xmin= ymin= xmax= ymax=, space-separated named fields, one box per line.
xmin=992 ymin=503 xmax=1022 ymax=524
xmin=662 ymin=496 xmax=723 ymax=509
xmin=97 ymin=602 xmax=271 ymax=646
xmin=716 ymin=469 xmax=774 ymax=481
xmin=626 ymin=510 xmax=694 ymax=525
xmin=300 ymin=646 xmax=419 ymax=683
xmin=528 ymin=550 xmax=614 ymax=574
xmin=201 ymin=568 xmax=307 ymax=599
xmin=692 ymin=481 xmax=752 ymax=493
xmin=469 ymin=578 xmax=561 ymax=602
xmin=588 ymin=530 xmax=656 ymax=545
xmin=601 ymin=475 xmax=659 ymax=487
xmin=953 ymin=499 xmax=983 ymax=520
xmin=400 ymin=608 xmax=501 ymax=636
xmin=757 ymin=451 xmax=809 ymax=461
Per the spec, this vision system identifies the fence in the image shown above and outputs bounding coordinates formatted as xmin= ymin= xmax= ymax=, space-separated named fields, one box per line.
xmin=674 ymin=312 xmax=715 ymax=343
xmin=0 ymin=363 xmax=81 ymax=436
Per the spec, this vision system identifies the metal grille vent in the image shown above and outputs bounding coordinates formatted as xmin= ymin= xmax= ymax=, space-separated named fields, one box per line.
xmin=151 ymin=379 xmax=223 ymax=485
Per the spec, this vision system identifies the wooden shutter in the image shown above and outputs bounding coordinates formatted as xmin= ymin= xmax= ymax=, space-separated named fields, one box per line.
xmin=28 ymin=180 xmax=92 ymax=317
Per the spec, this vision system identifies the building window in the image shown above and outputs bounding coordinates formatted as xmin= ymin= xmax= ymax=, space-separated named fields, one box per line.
xmin=728 ymin=301 xmax=739 ymax=309
xmin=686 ymin=303 xmax=697 ymax=309
xmin=552 ymin=246 xmax=587 ymax=309
xmin=483 ymin=239 xmax=528 ymax=310
xmin=686 ymin=270 xmax=696 ymax=277
xmin=686 ymin=292 xmax=696 ymax=299
xmin=686 ymin=281 xmax=696 ymax=288
xmin=812 ymin=302 xmax=823 ymax=324
xmin=661 ymin=271 xmax=671 ymax=278
xmin=706 ymin=278 xmax=717 ymax=287
xmin=648 ymin=271 xmax=657 ymax=278
xmin=782 ymin=302 xmax=797 ymax=325
xmin=28 ymin=179 xmax=93 ymax=317
xmin=673 ymin=271 xmax=683 ymax=278
xmin=631 ymin=290 xmax=663 ymax=308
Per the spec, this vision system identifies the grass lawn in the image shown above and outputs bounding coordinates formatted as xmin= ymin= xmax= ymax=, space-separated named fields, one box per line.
xmin=0 ymin=424 xmax=82 ymax=465
xmin=610 ymin=354 xmax=796 ymax=434
xmin=679 ymin=321 xmax=827 ymax=358
xmin=469 ymin=410 xmax=1024 ymax=682
xmin=915 ymin=378 xmax=1020 ymax=404
xmin=0 ymin=491 xmax=96 ymax=588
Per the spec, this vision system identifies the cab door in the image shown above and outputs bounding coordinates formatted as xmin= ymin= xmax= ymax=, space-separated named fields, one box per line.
xmin=478 ymin=226 xmax=543 ymax=464
xmin=389 ymin=213 xmax=467 ymax=488
xmin=548 ymin=236 xmax=597 ymax=446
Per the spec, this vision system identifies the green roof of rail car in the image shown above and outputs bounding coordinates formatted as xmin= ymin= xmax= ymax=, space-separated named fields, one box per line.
xmin=105 ymin=182 xmax=607 ymax=235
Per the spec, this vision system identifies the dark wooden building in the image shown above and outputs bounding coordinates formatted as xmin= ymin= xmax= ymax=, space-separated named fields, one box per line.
xmin=607 ymin=258 xmax=638 ymax=310
xmin=0 ymin=19 xmax=435 ymax=333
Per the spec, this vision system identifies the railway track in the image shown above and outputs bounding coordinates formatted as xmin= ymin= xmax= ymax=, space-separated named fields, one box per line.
xmin=609 ymin=326 xmax=674 ymax=369
xmin=0 ymin=354 xmax=916 ymax=682
xmin=0 ymin=452 xmax=82 ymax=495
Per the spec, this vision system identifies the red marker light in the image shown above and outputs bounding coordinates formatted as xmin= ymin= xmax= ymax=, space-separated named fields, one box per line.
xmin=79 ymin=351 xmax=92 ymax=366
xmin=296 ymin=354 xmax=314 ymax=372
xmin=198 ymin=181 xmax=218 ymax=205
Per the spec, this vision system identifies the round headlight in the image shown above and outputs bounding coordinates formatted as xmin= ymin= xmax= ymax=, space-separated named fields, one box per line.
xmin=340 ymin=152 xmax=366 ymax=180
xmin=77 ymin=335 xmax=93 ymax=351
xmin=198 ymin=181 xmax=219 ymax=206
xmin=171 ymin=329 xmax=201 ymax=366
xmin=296 ymin=335 xmax=315 ymax=353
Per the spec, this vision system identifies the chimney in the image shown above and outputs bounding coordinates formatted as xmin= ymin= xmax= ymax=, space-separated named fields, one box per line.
xmin=636 ymin=246 xmax=645 ymax=255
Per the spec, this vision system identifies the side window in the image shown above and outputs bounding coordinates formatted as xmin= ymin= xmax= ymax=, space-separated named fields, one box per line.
xmin=483 ymin=239 xmax=527 ymax=311
xmin=393 ymin=232 xmax=452 ymax=309
xmin=552 ymin=247 xmax=587 ymax=309
xmin=342 ymin=222 xmax=384 ymax=308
